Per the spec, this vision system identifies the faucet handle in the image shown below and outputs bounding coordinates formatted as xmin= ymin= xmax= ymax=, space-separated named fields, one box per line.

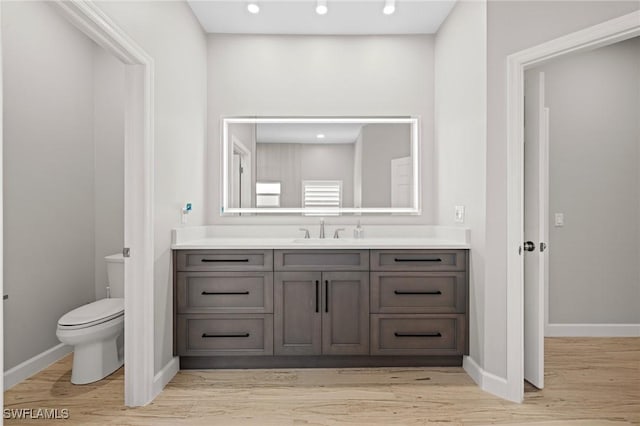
xmin=299 ymin=228 xmax=310 ymax=239
xmin=333 ymin=228 xmax=346 ymax=239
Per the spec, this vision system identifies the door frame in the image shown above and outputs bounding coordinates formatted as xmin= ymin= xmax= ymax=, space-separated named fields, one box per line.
xmin=1 ymin=0 xmax=5 ymax=406
xmin=54 ymin=0 xmax=156 ymax=407
xmin=505 ymin=10 xmax=640 ymax=403
xmin=231 ymin=136 xmax=252 ymax=209
xmin=0 ymin=0 xmax=155 ymax=406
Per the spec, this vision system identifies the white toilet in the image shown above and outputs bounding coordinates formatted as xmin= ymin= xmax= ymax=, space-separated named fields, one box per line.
xmin=56 ymin=253 xmax=125 ymax=384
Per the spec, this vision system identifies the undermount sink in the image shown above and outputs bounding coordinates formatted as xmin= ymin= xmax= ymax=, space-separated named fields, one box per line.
xmin=291 ymin=238 xmax=356 ymax=244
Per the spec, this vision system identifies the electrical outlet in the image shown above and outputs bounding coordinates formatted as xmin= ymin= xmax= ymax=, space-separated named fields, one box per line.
xmin=454 ymin=205 xmax=465 ymax=223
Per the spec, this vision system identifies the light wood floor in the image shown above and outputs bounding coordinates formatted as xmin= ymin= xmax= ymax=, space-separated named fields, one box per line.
xmin=4 ymin=338 xmax=639 ymax=425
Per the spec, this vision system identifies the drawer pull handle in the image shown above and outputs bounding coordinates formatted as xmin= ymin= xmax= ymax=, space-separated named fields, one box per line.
xmin=201 ymin=291 xmax=250 ymax=295
xmin=201 ymin=258 xmax=250 ymax=263
xmin=394 ymin=332 xmax=442 ymax=338
xmin=201 ymin=333 xmax=250 ymax=338
xmin=394 ymin=258 xmax=442 ymax=263
xmin=325 ymin=280 xmax=329 ymax=313
xmin=394 ymin=290 xmax=442 ymax=295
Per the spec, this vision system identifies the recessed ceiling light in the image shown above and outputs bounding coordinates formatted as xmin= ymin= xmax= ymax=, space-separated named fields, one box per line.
xmin=383 ymin=0 xmax=396 ymax=15
xmin=316 ymin=0 xmax=328 ymax=15
xmin=247 ymin=1 xmax=260 ymax=14
xmin=316 ymin=134 xmax=326 ymax=139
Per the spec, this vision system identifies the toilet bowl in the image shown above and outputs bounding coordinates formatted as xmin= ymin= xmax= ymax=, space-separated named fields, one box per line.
xmin=56 ymin=254 xmax=125 ymax=384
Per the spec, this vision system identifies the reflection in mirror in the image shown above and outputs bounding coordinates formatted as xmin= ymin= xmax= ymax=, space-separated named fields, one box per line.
xmin=222 ymin=118 xmax=419 ymax=215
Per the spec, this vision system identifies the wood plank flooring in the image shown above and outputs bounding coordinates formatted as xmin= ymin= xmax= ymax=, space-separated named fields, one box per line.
xmin=4 ymin=338 xmax=639 ymax=425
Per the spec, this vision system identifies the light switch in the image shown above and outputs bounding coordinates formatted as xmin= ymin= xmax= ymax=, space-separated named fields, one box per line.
xmin=554 ymin=213 xmax=564 ymax=227
xmin=454 ymin=205 xmax=465 ymax=223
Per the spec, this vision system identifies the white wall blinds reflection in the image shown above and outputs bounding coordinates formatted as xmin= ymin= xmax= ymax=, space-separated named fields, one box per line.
xmin=303 ymin=181 xmax=342 ymax=215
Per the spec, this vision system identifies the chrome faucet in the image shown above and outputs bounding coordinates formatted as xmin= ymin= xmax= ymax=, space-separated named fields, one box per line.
xmin=299 ymin=228 xmax=310 ymax=239
xmin=319 ymin=218 xmax=325 ymax=239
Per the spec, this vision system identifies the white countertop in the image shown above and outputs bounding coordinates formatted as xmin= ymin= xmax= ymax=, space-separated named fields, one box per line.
xmin=171 ymin=225 xmax=470 ymax=250
xmin=171 ymin=237 xmax=469 ymax=250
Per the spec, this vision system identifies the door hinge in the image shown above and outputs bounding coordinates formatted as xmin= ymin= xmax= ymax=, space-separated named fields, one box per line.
xmin=123 ymin=247 xmax=131 ymax=258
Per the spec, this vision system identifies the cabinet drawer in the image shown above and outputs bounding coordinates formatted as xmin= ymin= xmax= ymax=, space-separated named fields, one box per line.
xmin=370 ymin=314 xmax=465 ymax=356
xmin=274 ymin=250 xmax=368 ymax=271
xmin=176 ymin=314 xmax=273 ymax=356
xmin=176 ymin=250 xmax=273 ymax=272
xmin=371 ymin=250 xmax=466 ymax=272
xmin=176 ymin=272 xmax=273 ymax=314
xmin=370 ymin=272 xmax=466 ymax=313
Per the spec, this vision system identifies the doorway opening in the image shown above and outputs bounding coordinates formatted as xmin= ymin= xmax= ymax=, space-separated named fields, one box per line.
xmin=1 ymin=1 xmax=155 ymax=406
xmin=506 ymin=10 xmax=640 ymax=403
xmin=523 ymin=35 xmax=640 ymax=392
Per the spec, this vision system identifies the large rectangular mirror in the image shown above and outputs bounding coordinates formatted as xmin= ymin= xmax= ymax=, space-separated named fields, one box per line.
xmin=221 ymin=117 xmax=420 ymax=215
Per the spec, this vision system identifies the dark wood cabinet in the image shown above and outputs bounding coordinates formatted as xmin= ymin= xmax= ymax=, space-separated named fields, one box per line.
xmin=176 ymin=271 xmax=273 ymax=314
xmin=370 ymin=271 xmax=466 ymax=314
xmin=174 ymin=247 xmax=468 ymax=369
xmin=370 ymin=314 xmax=465 ymax=356
xmin=369 ymin=250 xmax=469 ymax=356
xmin=273 ymin=270 xmax=369 ymax=356
xmin=273 ymin=271 xmax=322 ymax=355
xmin=176 ymin=314 xmax=273 ymax=356
xmin=322 ymin=271 xmax=369 ymax=355
xmin=174 ymin=250 xmax=274 ymax=357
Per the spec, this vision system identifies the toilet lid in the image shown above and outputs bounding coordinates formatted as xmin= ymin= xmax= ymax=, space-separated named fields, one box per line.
xmin=58 ymin=298 xmax=124 ymax=327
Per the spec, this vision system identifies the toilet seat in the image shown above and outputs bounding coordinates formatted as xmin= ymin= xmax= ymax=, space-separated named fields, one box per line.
xmin=58 ymin=298 xmax=124 ymax=330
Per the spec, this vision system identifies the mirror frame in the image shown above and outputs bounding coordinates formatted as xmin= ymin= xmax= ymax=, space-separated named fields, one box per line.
xmin=221 ymin=117 xmax=421 ymax=216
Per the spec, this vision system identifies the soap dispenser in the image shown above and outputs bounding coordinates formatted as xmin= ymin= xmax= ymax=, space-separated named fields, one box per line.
xmin=354 ymin=221 xmax=364 ymax=239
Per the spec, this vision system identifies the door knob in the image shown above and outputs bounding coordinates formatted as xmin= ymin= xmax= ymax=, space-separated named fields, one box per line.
xmin=523 ymin=241 xmax=536 ymax=252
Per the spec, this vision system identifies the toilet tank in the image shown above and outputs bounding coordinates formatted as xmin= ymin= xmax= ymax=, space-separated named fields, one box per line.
xmin=104 ymin=253 xmax=125 ymax=298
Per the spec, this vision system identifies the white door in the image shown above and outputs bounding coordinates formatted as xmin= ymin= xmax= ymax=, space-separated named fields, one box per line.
xmin=391 ymin=156 xmax=413 ymax=208
xmin=523 ymin=71 xmax=549 ymax=389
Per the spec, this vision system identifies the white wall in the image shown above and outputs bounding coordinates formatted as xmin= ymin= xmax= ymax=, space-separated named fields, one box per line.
xmin=527 ymin=38 xmax=640 ymax=325
xmin=360 ymin=123 xmax=411 ymax=208
xmin=93 ymin=46 xmax=125 ymax=299
xmin=485 ymin=0 xmax=639 ymax=379
xmin=434 ymin=0 xmax=487 ymax=369
xmin=2 ymin=1 xmax=96 ymax=370
xmin=208 ymin=34 xmax=435 ymax=224
xmin=94 ymin=1 xmax=208 ymax=373
xmin=3 ymin=1 xmax=127 ymax=374
xmin=256 ymin=143 xmax=354 ymax=208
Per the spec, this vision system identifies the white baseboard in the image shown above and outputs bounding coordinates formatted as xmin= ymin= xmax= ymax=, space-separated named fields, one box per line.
xmin=4 ymin=343 xmax=72 ymax=391
xmin=545 ymin=323 xmax=640 ymax=337
xmin=462 ymin=355 xmax=483 ymax=386
xmin=152 ymin=356 xmax=179 ymax=399
xmin=463 ymin=355 xmax=511 ymax=401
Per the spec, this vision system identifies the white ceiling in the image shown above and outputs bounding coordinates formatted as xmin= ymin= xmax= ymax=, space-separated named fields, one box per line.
xmin=187 ymin=1 xmax=457 ymax=35
xmin=256 ymin=123 xmax=363 ymax=144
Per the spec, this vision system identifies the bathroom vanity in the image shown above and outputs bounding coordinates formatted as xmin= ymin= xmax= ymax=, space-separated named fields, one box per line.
xmin=173 ymin=116 xmax=470 ymax=369
xmin=173 ymin=234 xmax=469 ymax=369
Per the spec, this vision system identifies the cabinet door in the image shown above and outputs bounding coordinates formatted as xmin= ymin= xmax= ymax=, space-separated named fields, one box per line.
xmin=274 ymin=271 xmax=322 ymax=355
xmin=322 ymin=271 xmax=370 ymax=355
